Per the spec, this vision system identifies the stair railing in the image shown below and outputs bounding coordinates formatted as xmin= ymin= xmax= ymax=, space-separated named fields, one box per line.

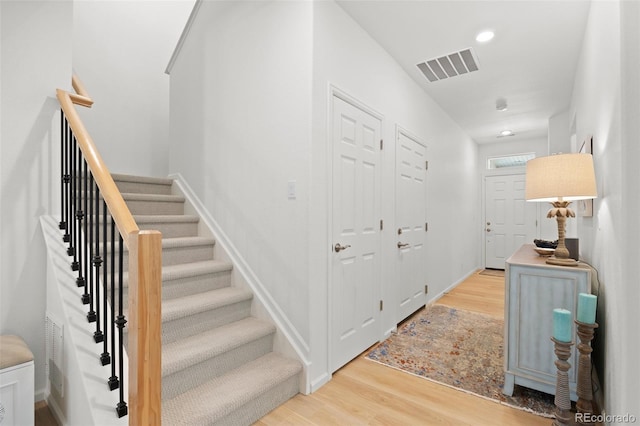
xmin=56 ymin=74 xmax=162 ymax=424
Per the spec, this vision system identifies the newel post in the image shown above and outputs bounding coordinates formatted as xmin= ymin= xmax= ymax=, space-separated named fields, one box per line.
xmin=127 ymin=230 xmax=162 ymax=425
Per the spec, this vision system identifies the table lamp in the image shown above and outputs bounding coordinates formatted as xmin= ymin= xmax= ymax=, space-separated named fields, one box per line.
xmin=525 ymin=153 xmax=597 ymax=266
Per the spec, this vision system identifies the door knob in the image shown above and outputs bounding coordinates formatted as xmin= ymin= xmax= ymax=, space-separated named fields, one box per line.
xmin=334 ymin=243 xmax=351 ymax=252
xmin=486 ymin=228 xmax=491 ymax=232
xmin=397 ymin=242 xmax=410 ymax=248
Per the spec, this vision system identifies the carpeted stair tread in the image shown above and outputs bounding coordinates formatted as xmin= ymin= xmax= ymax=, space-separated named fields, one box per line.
xmin=162 ymin=352 xmax=302 ymax=425
xmin=133 ymin=214 xmax=199 ymax=224
xmin=162 ymin=287 xmax=253 ymax=323
xmin=110 ymin=236 xmax=216 ymax=254
xmin=120 ymin=192 xmax=185 ymax=203
xmin=108 ymin=236 xmax=215 ymax=253
xmin=111 ymin=173 xmax=174 ymax=186
xmin=161 ymin=259 xmax=232 ymax=281
xmin=73 ymin=192 xmax=183 ymax=203
xmin=110 ymin=259 xmax=232 ymax=289
xmin=162 ymin=317 xmax=276 ymax=377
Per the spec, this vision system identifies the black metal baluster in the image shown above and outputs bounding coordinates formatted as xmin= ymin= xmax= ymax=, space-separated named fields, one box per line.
xmin=100 ymin=201 xmax=110 ymax=366
xmin=62 ymin=117 xmax=71 ymax=243
xmin=108 ymin=217 xmax=119 ymax=392
xmin=77 ymin=153 xmax=86 ymax=292
xmin=69 ymin=137 xmax=77 ymax=264
xmin=81 ymin=159 xmax=90 ymax=303
xmin=87 ymin=173 xmax=96 ymax=320
xmin=93 ymin=179 xmax=103 ymax=342
xmin=59 ymin=111 xmax=66 ymax=231
xmin=116 ymin=233 xmax=128 ymax=418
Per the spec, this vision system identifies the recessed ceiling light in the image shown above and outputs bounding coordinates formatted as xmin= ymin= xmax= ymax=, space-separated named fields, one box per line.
xmin=499 ymin=130 xmax=514 ymax=137
xmin=476 ymin=30 xmax=495 ymax=43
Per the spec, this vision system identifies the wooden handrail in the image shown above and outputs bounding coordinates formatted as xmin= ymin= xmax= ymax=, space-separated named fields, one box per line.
xmin=69 ymin=74 xmax=94 ymax=108
xmin=56 ymin=87 xmax=138 ymax=247
xmin=56 ymin=75 xmax=162 ymax=425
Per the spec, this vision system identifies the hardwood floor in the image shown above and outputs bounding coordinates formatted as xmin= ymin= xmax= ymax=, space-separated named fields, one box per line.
xmin=37 ymin=270 xmax=546 ymax=425
xmin=256 ymin=269 xmax=550 ymax=425
xmin=35 ymin=400 xmax=58 ymax=426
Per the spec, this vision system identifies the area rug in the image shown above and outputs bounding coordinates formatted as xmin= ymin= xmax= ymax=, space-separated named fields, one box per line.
xmin=366 ymin=304 xmax=556 ymax=417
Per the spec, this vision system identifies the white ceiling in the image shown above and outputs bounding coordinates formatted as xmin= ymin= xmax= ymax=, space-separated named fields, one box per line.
xmin=336 ymin=0 xmax=591 ymax=144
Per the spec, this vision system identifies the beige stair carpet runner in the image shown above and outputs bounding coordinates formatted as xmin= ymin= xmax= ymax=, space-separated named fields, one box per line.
xmin=112 ymin=173 xmax=301 ymax=425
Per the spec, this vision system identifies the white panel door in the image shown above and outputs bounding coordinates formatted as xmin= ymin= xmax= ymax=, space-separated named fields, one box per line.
xmin=331 ymin=95 xmax=382 ymax=372
xmin=395 ymin=129 xmax=427 ymax=322
xmin=485 ymin=174 xmax=537 ymax=269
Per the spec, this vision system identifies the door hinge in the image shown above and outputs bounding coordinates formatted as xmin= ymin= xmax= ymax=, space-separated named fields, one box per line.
xmin=380 ymin=219 xmax=384 ymax=230
xmin=425 ymin=284 xmax=429 ymax=294
xmin=380 ymin=139 xmax=383 ymax=150
xmin=425 ymin=160 xmax=429 ymax=170
xmin=425 ymin=222 xmax=429 ymax=232
xmin=380 ymin=300 xmax=383 ymax=311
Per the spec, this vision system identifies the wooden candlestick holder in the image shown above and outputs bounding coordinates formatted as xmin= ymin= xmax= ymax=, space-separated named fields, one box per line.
xmin=552 ymin=337 xmax=574 ymax=426
xmin=575 ymin=320 xmax=598 ymax=424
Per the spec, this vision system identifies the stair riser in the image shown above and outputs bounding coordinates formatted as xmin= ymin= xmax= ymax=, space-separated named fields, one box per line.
xmin=138 ymin=221 xmax=198 ymax=239
xmin=163 ymin=300 xmax=252 ymax=345
xmin=114 ymin=180 xmax=173 ymax=195
xmin=121 ymin=199 xmax=184 ymax=216
xmin=109 ymin=269 xmax=233 ymax=309
xmin=107 ymin=243 xmax=215 ymax=274
xmin=69 ymin=176 xmax=172 ymax=196
xmin=80 ymin=219 xmax=198 ymax=242
xmin=214 ymin=375 xmax=300 ymax=426
xmin=161 ymin=271 xmax=232 ymax=301
xmin=162 ymin=333 xmax=274 ymax=401
xmin=124 ymin=298 xmax=252 ymax=348
xmin=72 ymin=195 xmax=184 ymax=216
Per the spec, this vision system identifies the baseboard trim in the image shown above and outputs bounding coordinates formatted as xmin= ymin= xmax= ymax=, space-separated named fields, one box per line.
xmin=309 ymin=372 xmax=331 ymax=393
xmin=45 ymin=393 xmax=66 ymax=426
xmin=430 ymin=267 xmax=480 ymax=306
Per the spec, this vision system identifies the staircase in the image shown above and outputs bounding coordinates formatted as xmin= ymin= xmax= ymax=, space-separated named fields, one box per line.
xmin=111 ymin=173 xmax=302 ymax=425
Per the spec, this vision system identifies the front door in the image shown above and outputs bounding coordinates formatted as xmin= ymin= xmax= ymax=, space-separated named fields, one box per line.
xmin=395 ymin=128 xmax=427 ymax=322
xmin=485 ymin=174 xmax=537 ymax=269
xmin=330 ymin=94 xmax=382 ymax=372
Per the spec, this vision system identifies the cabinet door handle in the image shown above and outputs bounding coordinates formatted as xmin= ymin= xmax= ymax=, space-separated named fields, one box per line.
xmin=397 ymin=242 xmax=410 ymax=248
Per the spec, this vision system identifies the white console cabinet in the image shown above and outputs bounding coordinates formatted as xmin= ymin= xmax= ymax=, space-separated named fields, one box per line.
xmin=503 ymin=244 xmax=592 ymax=401
xmin=0 ymin=336 xmax=34 ymax=426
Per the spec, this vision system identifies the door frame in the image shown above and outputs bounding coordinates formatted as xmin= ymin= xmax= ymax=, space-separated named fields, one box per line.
xmin=326 ymin=84 xmax=385 ymax=372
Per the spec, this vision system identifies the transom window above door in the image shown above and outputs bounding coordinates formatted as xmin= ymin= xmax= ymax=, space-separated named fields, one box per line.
xmin=487 ymin=153 xmax=536 ymax=169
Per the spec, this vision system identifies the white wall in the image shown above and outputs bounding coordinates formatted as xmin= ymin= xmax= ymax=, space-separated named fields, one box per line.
xmin=548 ymin=109 xmax=572 ymax=154
xmin=73 ymin=0 xmax=194 ymax=177
xmin=309 ymin=1 xmax=480 ymax=387
xmin=169 ymin=0 xmax=314 ymax=354
xmin=570 ymin=0 xmax=639 ymax=420
xmin=169 ymin=0 xmax=481 ymax=391
xmin=0 ymin=0 xmax=73 ymax=399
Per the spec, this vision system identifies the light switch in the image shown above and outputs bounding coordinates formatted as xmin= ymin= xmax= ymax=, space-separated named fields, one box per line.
xmin=287 ymin=180 xmax=296 ymax=200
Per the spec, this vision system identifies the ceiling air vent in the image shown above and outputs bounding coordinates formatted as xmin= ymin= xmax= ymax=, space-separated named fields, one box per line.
xmin=417 ymin=48 xmax=479 ymax=82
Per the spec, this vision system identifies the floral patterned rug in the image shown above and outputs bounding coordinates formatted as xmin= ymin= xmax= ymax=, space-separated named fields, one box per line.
xmin=366 ymin=304 xmax=556 ymax=417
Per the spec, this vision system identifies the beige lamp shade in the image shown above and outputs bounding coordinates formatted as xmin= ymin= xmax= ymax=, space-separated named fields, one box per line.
xmin=525 ymin=153 xmax=598 ymax=202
